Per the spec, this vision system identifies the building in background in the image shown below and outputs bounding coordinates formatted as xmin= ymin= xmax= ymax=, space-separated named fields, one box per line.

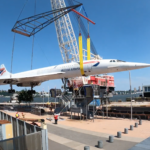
xmin=134 ymin=88 xmax=136 ymax=93
xmin=139 ymin=86 xmax=141 ymax=92
xmin=143 ymin=85 xmax=150 ymax=97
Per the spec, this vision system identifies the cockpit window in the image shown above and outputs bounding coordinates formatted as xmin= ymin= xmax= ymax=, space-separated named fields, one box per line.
xmin=110 ymin=60 xmax=116 ymax=62
xmin=117 ymin=60 xmax=126 ymax=62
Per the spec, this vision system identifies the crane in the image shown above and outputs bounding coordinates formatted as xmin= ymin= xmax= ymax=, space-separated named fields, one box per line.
xmin=50 ymin=0 xmax=79 ymax=63
xmin=50 ymin=0 xmax=107 ymax=96
xmin=50 ymin=0 xmax=102 ymax=63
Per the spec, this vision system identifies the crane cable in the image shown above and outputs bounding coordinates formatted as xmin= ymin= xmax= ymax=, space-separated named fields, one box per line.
xmin=10 ymin=33 xmax=16 ymax=78
xmin=34 ymin=36 xmax=51 ymax=66
xmin=10 ymin=0 xmax=28 ymax=78
xmin=67 ymin=0 xmax=98 ymax=55
xmin=31 ymin=0 xmax=36 ymax=70
xmin=88 ymin=21 xmax=89 ymax=36
xmin=78 ymin=16 xmax=81 ymax=34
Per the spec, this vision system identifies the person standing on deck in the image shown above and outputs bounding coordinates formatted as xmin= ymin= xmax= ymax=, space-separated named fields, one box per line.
xmin=54 ymin=113 xmax=58 ymax=124
xmin=15 ymin=112 xmax=19 ymax=118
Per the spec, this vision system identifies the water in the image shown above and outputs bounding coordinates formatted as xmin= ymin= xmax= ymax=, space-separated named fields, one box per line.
xmin=0 ymin=96 xmax=58 ymax=103
xmin=109 ymin=93 xmax=141 ymax=102
xmin=0 ymin=93 xmax=141 ymax=103
xmin=0 ymin=97 xmax=11 ymax=102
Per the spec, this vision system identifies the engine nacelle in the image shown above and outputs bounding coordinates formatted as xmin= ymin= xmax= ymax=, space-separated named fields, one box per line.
xmin=17 ymin=82 xmax=41 ymax=87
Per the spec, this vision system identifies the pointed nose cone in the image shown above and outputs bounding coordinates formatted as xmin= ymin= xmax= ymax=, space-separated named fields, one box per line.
xmin=128 ymin=62 xmax=150 ymax=70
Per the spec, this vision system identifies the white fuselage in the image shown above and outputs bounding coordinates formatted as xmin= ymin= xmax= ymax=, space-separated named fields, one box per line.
xmin=0 ymin=59 xmax=150 ymax=87
xmin=12 ymin=59 xmax=150 ymax=80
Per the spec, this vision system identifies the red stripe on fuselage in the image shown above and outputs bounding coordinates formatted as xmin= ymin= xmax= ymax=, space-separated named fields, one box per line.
xmin=83 ymin=61 xmax=99 ymax=64
xmin=1 ymin=70 xmax=6 ymax=75
xmin=0 ymin=68 xmax=6 ymax=76
xmin=0 ymin=68 xmax=5 ymax=71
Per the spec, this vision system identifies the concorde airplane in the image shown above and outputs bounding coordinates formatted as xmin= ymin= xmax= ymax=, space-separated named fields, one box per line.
xmin=0 ymin=59 xmax=150 ymax=92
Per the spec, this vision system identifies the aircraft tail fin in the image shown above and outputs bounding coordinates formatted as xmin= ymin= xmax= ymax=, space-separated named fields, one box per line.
xmin=0 ymin=64 xmax=11 ymax=77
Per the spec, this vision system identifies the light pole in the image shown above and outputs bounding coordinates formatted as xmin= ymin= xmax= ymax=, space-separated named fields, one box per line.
xmin=129 ymin=71 xmax=132 ymax=120
xmin=42 ymin=88 xmax=44 ymax=108
xmin=48 ymin=86 xmax=49 ymax=103
xmin=55 ymin=87 xmax=56 ymax=110
xmin=142 ymin=83 xmax=143 ymax=97
xmin=93 ymin=98 xmax=94 ymax=122
xmin=106 ymin=78 xmax=108 ymax=119
xmin=55 ymin=96 xmax=56 ymax=109
xmin=43 ymin=93 xmax=44 ymax=108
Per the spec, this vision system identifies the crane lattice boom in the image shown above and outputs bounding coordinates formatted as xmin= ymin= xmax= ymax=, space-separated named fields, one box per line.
xmin=50 ymin=0 xmax=80 ymax=63
xmin=50 ymin=0 xmax=102 ymax=63
xmin=12 ymin=4 xmax=82 ymax=37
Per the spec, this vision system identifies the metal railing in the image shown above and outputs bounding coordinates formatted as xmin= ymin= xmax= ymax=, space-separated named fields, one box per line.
xmin=0 ymin=111 xmax=48 ymax=150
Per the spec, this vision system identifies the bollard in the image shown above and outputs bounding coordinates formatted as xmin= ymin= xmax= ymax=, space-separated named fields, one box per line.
xmin=84 ymin=146 xmax=90 ymax=150
xmin=98 ymin=141 xmax=103 ymax=148
xmin=109 ymin=135 xmax=114 ymax=143
xmin=135 ymin=123 xmax=138 ymax=127
xmin=130 ymin=125 xmax=133 ymax=130
xmin=124 ymin=128 xmax=128 ymax=134
xmin=139 ymin=120 xmax=142 ymax=125
xmin=117 ymin=132 xmax=121 ymax=138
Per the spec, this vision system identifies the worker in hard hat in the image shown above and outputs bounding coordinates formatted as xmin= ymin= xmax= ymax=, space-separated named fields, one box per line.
xmin=54 ymin=113 xmax=58 ymax=124
xmin=15 ymin=112 xmax=19 ymax=118
xmin=22 ymin=113 xmax=26 ymax=118
xmin=47 ymin=102 xmax=50 ymax=105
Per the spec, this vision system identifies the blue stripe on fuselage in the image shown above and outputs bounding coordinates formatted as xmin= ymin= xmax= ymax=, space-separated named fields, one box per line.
xmin=93 ymin=62 xmax=100 ymax=67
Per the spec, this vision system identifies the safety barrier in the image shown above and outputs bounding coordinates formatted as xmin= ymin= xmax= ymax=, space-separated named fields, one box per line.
xmin=0 ymin=111 xmax=48 ymax=150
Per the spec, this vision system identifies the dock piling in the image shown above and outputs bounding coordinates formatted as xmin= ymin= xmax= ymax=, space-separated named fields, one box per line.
xmin=98 ymin=140 xmax=103 ymax=148
xmin=139 ymin=120 xmax=142 ymax=125
xmin=124 ymin=128 xmax=128 ymax=134
xmin=117 ymin=132 xmax=121 ymax=138
xmin=130 ymin=125 xmax=133 ymax=130
xmin=135 ymin=123 xmax=138 ymax=127
xmin=84 ymin=146 xmax=90 ymax=150
xmin=109 ymin=135 xmax=114 ymax=143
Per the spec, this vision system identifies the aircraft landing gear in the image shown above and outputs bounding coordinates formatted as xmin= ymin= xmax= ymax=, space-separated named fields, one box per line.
xmin=61 ymin=78 xmax=68 ymax=92
xmin=27 ymin=90 xmax=36 ymax=94
xmin=8 ymin=83 xmax=15 ymax=93
xmin=28 ymin=84 xmax=36 ymax=94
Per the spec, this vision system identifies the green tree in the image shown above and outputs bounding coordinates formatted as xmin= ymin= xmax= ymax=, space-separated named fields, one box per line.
xmin=18 ymin=89 xmax=33 ymax=104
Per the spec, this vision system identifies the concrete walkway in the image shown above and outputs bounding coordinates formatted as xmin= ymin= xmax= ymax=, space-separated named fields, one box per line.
xmin=128 ymin=137 xmax=150 ymax=150
xmin=48 ymin=133 xmax=99 ymax=150
xmin=48 ymin=139 xmax=75 ymax=150
xmin=47 ymin=123 xmax=142 ymax=150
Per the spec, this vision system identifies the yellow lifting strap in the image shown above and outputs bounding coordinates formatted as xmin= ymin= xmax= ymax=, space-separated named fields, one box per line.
xmin=79 ymin=34 xmax=84 ymax=76
xmin=87 ymin=37 xmax=90 ymax=60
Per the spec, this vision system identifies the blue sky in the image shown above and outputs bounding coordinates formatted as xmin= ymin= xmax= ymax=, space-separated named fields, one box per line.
xmin=0 ymin=0 xmax=150 ymax=92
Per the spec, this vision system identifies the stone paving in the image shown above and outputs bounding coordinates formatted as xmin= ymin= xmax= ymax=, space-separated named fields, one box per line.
xmin=48 ymin=139 xmax=74 ymax=150
xmin=47 ymin=123 xmax=143 ymax=150
xmin=128 ymin=137 xmax=150 ymax=150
